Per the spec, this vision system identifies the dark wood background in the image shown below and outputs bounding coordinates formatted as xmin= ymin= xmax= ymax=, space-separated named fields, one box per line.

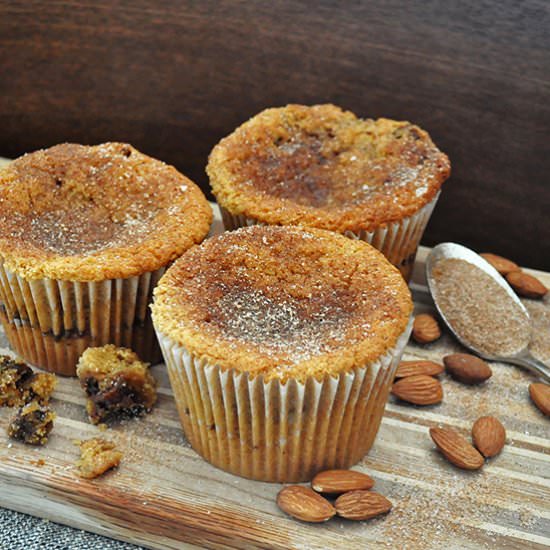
xmin=1 ymin=1 xmax=549 ymax=269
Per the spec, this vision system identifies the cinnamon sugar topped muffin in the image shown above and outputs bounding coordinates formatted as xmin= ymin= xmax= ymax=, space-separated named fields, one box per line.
xmin=209 ymin=104 xmax=449 ymax=231
xmin=208 ymin=104 xmax=450 ymax=279
xmin=0 ymin=142 xmax=212 ymax=281
xmin=153 ymin=225 xmax=413 ymax=481
xmin=153 ymin=225 xmax=412 ymax=382
xmin=0 ymin=143 xmax=212 ymax=374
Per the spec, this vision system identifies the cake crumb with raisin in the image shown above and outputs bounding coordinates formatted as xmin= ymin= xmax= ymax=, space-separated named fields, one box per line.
xmin=76 ymin=345 xmax=157 ymax=424
xmin=7 ymin=401 xmax=55 ymax=445
xmin=76 ymin=438 xmax=123 ymax=479
xmin=0 ymin=356 xmax=33 ymax=407
xmin=21 ymin=372 xmax=57 ymax=405
xmin=0 ymin=355 xmax=57 ymax=407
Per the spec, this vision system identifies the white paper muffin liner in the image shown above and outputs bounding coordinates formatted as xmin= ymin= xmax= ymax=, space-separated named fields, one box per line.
xmin=0 ymin=262 xmax=166 ymax=376
xmin=157 ymin=319 xmax=412 ymax=482
xmin=220 ymin=194 xmax=440 ymax=281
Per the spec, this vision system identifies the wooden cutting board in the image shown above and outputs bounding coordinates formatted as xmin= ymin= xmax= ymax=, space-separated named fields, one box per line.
xmin=0 ymin=157 xmax=548 ymax=549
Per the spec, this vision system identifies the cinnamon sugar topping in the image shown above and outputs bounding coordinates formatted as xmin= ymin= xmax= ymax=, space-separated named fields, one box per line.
xmin=152 ymin=225 xmax=412 ymax=381
xmin=431 ymin=258 xmax=531 ymax=356
xmin=0 ymin=142 xmax=212 ymax=280
xmin=208 ymin=104 xmax=450 ymax=232
xmin=212 ymin=287 xmax=356 ymax=363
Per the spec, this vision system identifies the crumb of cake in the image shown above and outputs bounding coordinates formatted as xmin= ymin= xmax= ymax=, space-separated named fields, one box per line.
xmin=21 ymin=372 xmax=57 ymax=405
xmin=76 ymin=345 xmax=157 ymax=424
xmin=0 ymin=355 xmax=33 ymax=407
xmin=30 ymin=458 xmax=46 ymax=467
xmin=76 ymin=438 xmax=123 ymax=479
xmin=7 ymin=401 xmax=55 ymax=446
xmin=0 ymin=355 xmax=57 ymax=407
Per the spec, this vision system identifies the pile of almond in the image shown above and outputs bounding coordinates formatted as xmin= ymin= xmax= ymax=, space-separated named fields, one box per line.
xmin=391 ymin=352 xmax=494 ymax=407
xmin=480 ymin=252 xmax=548 ymax=299
xmin=277 ymin=469 xmax=392 ymax=523
xmin=391 ymin=359 xmax=444 ymax=405
xmin=481 ymin=252 xmax=550 ymax=418
xmin=430 ymin=415 xmax=506 ymax=470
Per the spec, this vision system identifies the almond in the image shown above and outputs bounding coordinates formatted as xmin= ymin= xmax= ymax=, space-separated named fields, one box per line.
xmin=335 ymin=490 xmax=392 ymax=520
xmin=529 ymin=383 xmax=550 ymax=416
xmin=506 ymin=271 xmax=548 ymax=299
xmin=412 ymin=314 xmax=441 ymax=344
xmin=429 ymin=427 xmax=484 ymax=470
xmin=480 ymin=253 xmax=520 ymax=275
xmin=472 ymin=416 xmax=506 ymax=457
xmin=391 ymin=375 xmax=443 ymax=405
xmin=276 ymin=486 xmax=335 ymax=523
xmin=395 ymin=360 xmax=444 ymax=379
xmin=311 ymin=469 xmax=374 ymax=495
xmin=443 ymin=353 xmax=492 ymax=385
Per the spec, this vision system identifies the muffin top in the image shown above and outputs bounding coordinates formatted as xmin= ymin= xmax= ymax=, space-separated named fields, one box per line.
xmin=152 ymin=225 xmax=412 ymax=382
xmin=208 ymin=104 xmax=450 ymax=232
xmin=0 ymin=143 xmax=212 ymax=281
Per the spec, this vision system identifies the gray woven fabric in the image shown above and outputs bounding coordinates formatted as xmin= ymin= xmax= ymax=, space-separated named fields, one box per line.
xmin=0 ymin=507 xmax=142 ymax=550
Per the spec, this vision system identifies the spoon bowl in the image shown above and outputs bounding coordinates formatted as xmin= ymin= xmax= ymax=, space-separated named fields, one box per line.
xmin=426 ymin=243 xmax=550 ymax=382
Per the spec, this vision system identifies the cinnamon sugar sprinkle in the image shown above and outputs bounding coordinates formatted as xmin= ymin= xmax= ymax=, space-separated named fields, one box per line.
xmin=0 ymin=142 xmax=208 ymax=260
xmin=431 ymin=258 xmax=531 ymax=356
xmin=523 ymin=294 xmax=550 ymax=363
xmin=212 ymin=287 xmax=359 ymax=362
xmin=16 ymin=208 xmax=157 ymax=256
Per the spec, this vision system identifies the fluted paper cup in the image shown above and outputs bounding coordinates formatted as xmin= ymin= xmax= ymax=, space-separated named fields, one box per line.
xmin=220 ymin=194 xmax=439 ymax=282
xmin=0 ymin=263 xmax=166 ymax=376
xmin=157 ymin=319 xmax=412 ymax=483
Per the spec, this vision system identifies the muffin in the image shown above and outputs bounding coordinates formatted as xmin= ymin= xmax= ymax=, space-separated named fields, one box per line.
xmin=152 ymin=225 xmax=412 ymax=482
xmin=0 ymin=143 xmax=212 ymax=375
xmin=208 ymin=104 xmax=450 ymax=280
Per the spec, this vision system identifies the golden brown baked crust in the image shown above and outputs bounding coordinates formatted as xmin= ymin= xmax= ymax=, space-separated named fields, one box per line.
xmin=0 ymin=143 xmax=212 ymax=281
xmin=208 ymin=104 xmax=450 ymax=232
xmin=152 ymin=225 xmax=412 ymax=382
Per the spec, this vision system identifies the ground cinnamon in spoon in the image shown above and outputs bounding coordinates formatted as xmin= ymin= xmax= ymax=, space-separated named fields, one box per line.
xmin=431 ymin=258 xmax=531 ymax=356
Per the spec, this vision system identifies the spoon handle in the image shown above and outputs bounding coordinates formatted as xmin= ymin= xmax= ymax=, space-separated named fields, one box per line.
xmin=499 ymin=352 xmax=550 ymax=383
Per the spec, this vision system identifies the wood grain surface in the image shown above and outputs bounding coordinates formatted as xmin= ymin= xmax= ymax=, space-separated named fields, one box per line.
xmin=0 ymin=193 xmax=548 ymax=549
xmin=0 ymin=1 xmax=549 ymax=269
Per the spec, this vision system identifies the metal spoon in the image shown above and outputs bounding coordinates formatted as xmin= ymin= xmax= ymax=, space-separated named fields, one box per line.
xmin=426 ymin=242 xmax=550 ymax=382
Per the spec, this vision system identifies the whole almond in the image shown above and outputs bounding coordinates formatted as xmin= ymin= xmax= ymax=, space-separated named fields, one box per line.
xmin=443 ymin=353 xmax=492 ymax=385
xmin=412 ymin=314 xmax=441 ymax=344
xmin=277 ymin=486 xmax=335 ymax=523
xmin=529 ymin=383 xmax=550 ymax=416
xmin=335 ymin=490 xmax=392 ymax=520
xmin=395 ymin=360 xmax=444 ymax=379
xmin=391 ymin=375 xmax=443 ymax=405
xmin=430 ymin=427 xmax=485 ymax=470
xmin=311 ymin=469 xmax=374 ymax=495
xmin=472 ymin=416 xmax=506 ymax=457
xmin=506 ymin=271 xmax=548 ymax=299
xmin=480 ymin=253 xmax=520 ymax=275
